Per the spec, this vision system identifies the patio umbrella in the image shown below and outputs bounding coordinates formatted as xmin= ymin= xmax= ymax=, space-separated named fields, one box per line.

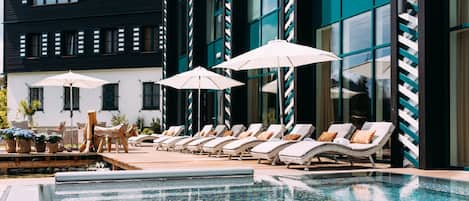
xmin=33 ymin=70 xmax=109 ymax=129
xmin=214 ymin=39 xmax=340 ymax=124
xmin=157 ymin=66 xmax=244 ymax=133
xmin=262 ymin=80 xmax=363 ymax=99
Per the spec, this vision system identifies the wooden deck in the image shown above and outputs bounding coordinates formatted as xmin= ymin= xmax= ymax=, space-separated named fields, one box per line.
xmin=99 ymin=144 xmax=390 ymax=176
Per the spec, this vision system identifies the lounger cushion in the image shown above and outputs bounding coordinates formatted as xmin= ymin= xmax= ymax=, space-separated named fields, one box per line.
xmin=206 ymin=131 xmax=217 ymax=136
xmin=279 ymin=141 xmax=324 ymax=157
xmin=251 ymin=141 xmax=291 ymax=153
xmin=165 ymin=131 xmax=175 ymax=136
xmin=238 ymin=131 xmax=252 ymax=139
xmin=223 ymin=137 xmax=259 ymax=150
xmin=351 ymin=130 xmax=376 ymax=144
xmin=318 ymin=131 xmax=338 ymax=142
xmin=203 ymin=136 xmax=236 ymax=148
xmin=223 ymin=130 xmax=234 ymax=137
xmin=257 ymin=131 xmax=273 ymax=140
xmin=284 ymin=134 xmax=301 ymax=141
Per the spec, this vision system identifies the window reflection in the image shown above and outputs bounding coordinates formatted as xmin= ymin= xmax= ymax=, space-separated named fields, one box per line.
xmin=376 ymin=5 xmax=391 ymax=45
xmin=343 ymin=12 xmax=371 ymax=53
xmin=262 ymin=0 xmax=278 ymax=15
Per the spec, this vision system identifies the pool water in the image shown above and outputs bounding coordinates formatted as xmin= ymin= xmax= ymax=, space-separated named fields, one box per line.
xmin=3 ymin=172 xmax=469 ymax=201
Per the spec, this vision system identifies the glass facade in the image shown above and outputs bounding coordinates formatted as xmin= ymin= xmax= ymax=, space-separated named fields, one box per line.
xmin=315 ymin=1 xmax=390 ymax=133
xmin=449 ymin=0 xmax=469 ymax=167
xmin=247 ymin=0 xmax=279 ymax=124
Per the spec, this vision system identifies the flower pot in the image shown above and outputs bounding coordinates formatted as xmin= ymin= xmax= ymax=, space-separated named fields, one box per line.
xmin=16 ymin=139 xmax=32 ymax=153
xmin=35 ymin=142 xmax=46 ymax=153
xmin=5 ymin=139 xmax=16 ymax=153
xmin=47 ymin=143 xmax=58 ymax=153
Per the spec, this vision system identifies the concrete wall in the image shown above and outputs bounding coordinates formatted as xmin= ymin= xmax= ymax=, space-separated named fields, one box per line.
xmin=7 ymin=67 xmax=162 ymax=127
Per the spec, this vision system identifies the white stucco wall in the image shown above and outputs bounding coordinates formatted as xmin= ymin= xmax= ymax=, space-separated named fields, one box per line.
xmin=7 ymin=68 xmax=162 ymax=127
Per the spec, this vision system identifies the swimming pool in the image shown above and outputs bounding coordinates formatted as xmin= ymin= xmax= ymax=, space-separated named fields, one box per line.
xmin=2 ymin=171 xmax=469 ymax=200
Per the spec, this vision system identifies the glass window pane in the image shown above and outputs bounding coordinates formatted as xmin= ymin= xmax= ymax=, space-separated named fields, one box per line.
xmin=58 ymin=0 xmax=68 ymax=3
xmin=249 ymin=21 xmax=260 ymax=49
xmin=375 ymin=47 xmax=391 ymax=122
xmin=343 ymin=12 xmax=371 ymax=53
xmin=45 ymin=0 xmax=56 ymax=5
xmin=315 ymin=23 xmax=340 ymax=133
xmin=33 ymin=0 xmax=44 ymax=5
xmin=248 ymin=0 xmax=261 ymax=22
xmin=262 ymin=0 xmax=278 ymax=15
xmin=261 ymin=12 xmax=279 ymax=45
xmin=342 ymin=51 xmax=373 ymax=127
xmin=450 ymin=0 xmax=469 ymax=27
xmin=215 ymin=14 xmax=223 ymax=40
xmin=376 ymin=5 xmax=391 ymax=45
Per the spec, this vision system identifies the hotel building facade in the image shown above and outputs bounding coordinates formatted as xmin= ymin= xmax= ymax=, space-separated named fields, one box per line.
xmin=4 ymin=0 xmax=164 ymax=127
xmin=161 ymin=0 xmax=469 ymax=170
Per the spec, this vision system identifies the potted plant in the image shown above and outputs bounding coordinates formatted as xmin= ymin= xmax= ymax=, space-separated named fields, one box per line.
xmin=46 ymin=135 xmax=62 ymax=153
xmin=17 ymin=99 xmax=41 ymax=127
xmin=14 ymin=129 xmax=34 ymax=153
xmin=1 ymin=128 xmax=16 ymax=153
xmin=34 ymin=134 xmax=47 ymax=153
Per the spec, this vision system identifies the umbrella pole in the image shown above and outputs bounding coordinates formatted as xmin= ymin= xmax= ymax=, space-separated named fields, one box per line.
xmin=70 ymin=84 xmax=73 ymax=130
xmin=277 ymin=67 xmax=284 ymax=125
xmin=198 ymin=76 xmax=201 ymax=134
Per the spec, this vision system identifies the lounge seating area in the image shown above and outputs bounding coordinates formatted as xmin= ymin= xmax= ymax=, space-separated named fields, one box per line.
xmin=131 ymin=121 xmax=394 ymax=171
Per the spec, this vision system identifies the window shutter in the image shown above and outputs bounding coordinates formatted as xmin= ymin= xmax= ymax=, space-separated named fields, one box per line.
xmin=41 ymin=33 xmax=48 ymax=56
xmin=19 ymin=35 xmax=26 ymax=57
xmin=159 ymin=25 xmax=164 ymax=49
xmin=132 ymin=27 xmax=140 ymax=51
xmin=77 ymin=31 xmax=85 ymax=54
xmin=118 ymin=28 xmax=125 ymax=52
xmin=93 ymin=30 xmax=100 ymax=54
xmin=54 ymin=32 xmax=61 ymax=55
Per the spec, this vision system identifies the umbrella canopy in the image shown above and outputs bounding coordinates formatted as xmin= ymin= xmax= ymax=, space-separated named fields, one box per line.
xmin=33 ymin=71 xmax=109 ymax=129
xmin=158 ymin=67 xmax=244 ymax=90
xmin=214 ymin=39 xmax=340 ymax=125
xmin=33 ymin=71 xmax=109 ymax=88
xmin=158 ymin=67 xmax=244 ymax=133
xmin=262 ymin=80 xmax=363 ymax=99
xmin=213 ymin=39 xmax=341 ymax=70
xmin=343 ymin=55 xmax=391 ymax=80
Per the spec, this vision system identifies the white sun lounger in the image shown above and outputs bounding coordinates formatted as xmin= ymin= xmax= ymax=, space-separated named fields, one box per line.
xmin=223 ymin=124 xmax=286 ymax=160
xmin=159 ymin=125 xmax=213 ymax=151
xmin=167 ymin=125 xmax=213 ymax=151
xmin=129 ymin=125 xmax=184 ymax=146
xmin=279 ymin=122 xmax=395 ymax=170
xmin=250 ymin=124 xmax=315 ymax=165
xmin=186 ymin=125 xmax=229 ymax=153
xmin=202 ymin=123 xmax=262 ymax=157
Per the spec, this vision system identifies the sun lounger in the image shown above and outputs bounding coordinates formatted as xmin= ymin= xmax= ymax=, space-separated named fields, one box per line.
xmin=151 ymin=126 xmax=186 ymax=149
xmin=279 ymin=122 xmax=394 ymax=170
xmin=186 ymin=125 xmax=228 ymax=153
xmin=250 ymin=124 xmax=315 ymax=165
xmin=202 ymin=123 xmax=262 ymax=157
xmin=129 ymin=125 xmax=184 ymax=146
xmin=160 ymin=125 xmax=213 ymax=151
xmin=223 ymin=124 xmax=286 ymax=160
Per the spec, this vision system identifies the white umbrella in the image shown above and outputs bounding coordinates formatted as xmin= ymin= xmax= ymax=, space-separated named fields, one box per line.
xmin=214 ymin=39 xmax=340 ymax=125
xmin=33 ymin=71 xmax=109 ymax=129
xmin=262 ymin=80 xmax=363 ymax=99
xmin=157 ymin=67 xmax=244 ymax=133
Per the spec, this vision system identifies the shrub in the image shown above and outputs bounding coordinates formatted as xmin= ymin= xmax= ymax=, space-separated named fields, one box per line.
xmin=47 ymin=135 xmax=62 ymax=143
xmin=0 ymin=89 xmax=8 ymax=129
xmin=34 ymin=134 xmax=47 ymax=143
xmin=135 ymin=117 xmax=144 ymax=132
xmin=0 ymin=128 xmax=16 ymax=140
xmin=150 ymin=118 xmax=161 ymax=133
xmin=111 ymin=113 xmax=128 ymax=126
xmin=12 ymin=128 xmax=34 ymax=140
xmin=141 ymin=128 xmax=154 ymax=135
xmin=18 ymin=99 xmax=41 ymax=118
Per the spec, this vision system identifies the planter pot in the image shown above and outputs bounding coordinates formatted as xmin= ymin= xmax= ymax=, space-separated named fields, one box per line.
xmin=16 ymin=139 xmax=32 ymax=153
xmin=5 ymin=139 xmax=16 ymax=153
xmin=47 ymin=143 xmax=58 ymax=153
xmin=35 ymin=142 xmax=46 ymax=153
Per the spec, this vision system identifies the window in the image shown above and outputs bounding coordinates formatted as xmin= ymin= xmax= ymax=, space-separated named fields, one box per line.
xmin=33 ymin=0 xmax=77 ymax=6
xmin=376 ymin=5 xmax=391 ymax=45
xmin=29 ymin=87 xmax=44 ymax=111
xmin=248 ymin=0 xmax=261 ymax=22
xmin=343 ymin=11 xmax=371 ymax=53
xmin=142 ymin=82 xmax=160 ymax=110
xmin=26 ymin=34 xmax=41 ymax=57
xmin=63 ymin=87 xmax=79 ymax=110
xmin=262 ymin=0 xmax=278 ymax=14
xmin=102 ymin=84 xmax=119 ymax=111
xmin=101 ymin=29 xmax=118 ymax=54
xmin=61 ymin=31 xmax=77 ymax=56
xmin=142 ymin=26 xmax=158 ymax=52
xmin=206 ymin=0 xmax=224 ymax=42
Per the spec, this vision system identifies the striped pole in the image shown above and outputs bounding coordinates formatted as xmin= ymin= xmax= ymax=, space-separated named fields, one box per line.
xmin=161 ymin=0 xmax=168 ymax=130
xmin=186 ymin=0 xmax=194 ymax=135
xmin=223 ymin=0 xmax=232 ymax=129
xmin=283 ymin=0 xmax=295 ymax=131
